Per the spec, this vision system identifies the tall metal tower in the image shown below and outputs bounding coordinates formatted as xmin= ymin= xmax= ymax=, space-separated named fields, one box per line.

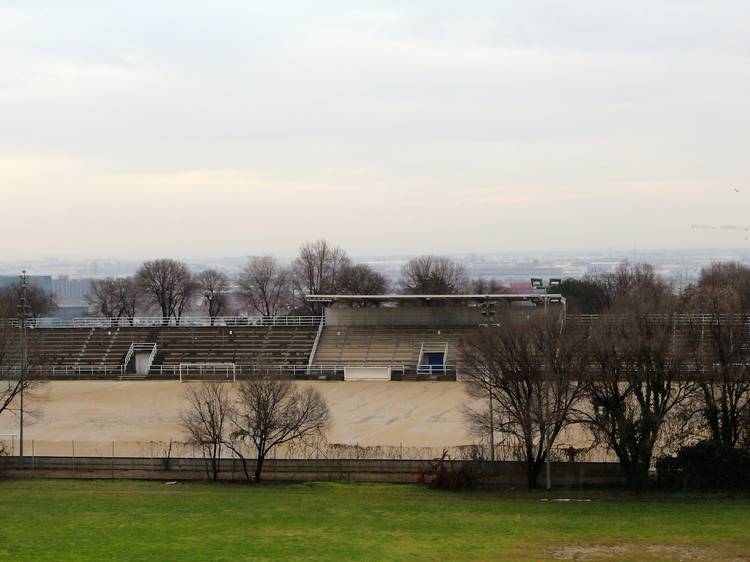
xmin=16 ymin=271 xmax=30 ymax=458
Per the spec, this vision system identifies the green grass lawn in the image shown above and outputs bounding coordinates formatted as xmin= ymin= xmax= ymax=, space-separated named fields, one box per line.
xmin=1 ymin=480 xmax=749 ymax=561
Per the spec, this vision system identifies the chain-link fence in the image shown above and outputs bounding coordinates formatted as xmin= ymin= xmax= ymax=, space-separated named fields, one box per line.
xmin=0 ymin=436 xmax=618 ymax=463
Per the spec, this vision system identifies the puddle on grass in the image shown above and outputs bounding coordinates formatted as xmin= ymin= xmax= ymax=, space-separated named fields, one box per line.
xmin=540 ymin=498 xmax=593 ymax=503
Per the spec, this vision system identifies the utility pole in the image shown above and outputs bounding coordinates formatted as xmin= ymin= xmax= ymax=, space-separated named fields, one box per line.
xmin=17 ymin=270 xmax=30 ymax=459
xmin=480 ymin=295 xmax=496 ymax=462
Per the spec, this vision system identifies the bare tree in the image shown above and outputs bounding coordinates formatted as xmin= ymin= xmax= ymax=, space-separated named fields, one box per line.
xmin=683 ymin=284 xmax=750 ymax=448
xmin=238 ymin=256 xmax=292 ymax=317
xmin=557 ymin=278 xmax=610 ymax=314
xmin=0 ymin=326 xmax=25 ymax=419
xmin=470 ymin=278 xmax=508 ymax=295
xmin=0 ymin=324 xmax=45 ymax=455
xmin=180 ymin=382 xmax=234 ymax=481
xmin=338 ymin=264 xmax=389 ymax=298
xmin=197 ymin=269 xmax=230 ymax=323
xmin=590 ymin=262 xmax=675 ymax=310
xmin=0 ymin=282 xmax=57 ymax=319
xmin=86 ymin=279 xmax=120 ymax=318
xmin=292 ymin=240 xmax=351 ymax=314
xmin=580 ymin=304 xmax=696 ymax=491
xmin=697 ymin=262 xmax=750 ymax=311
xmin=400 ymin=255 xmax=467 ymax=295
xmin=114 ymin=278 xmax=139 ymax=320
xmin=231 ymin=375 xmax=330 ymax=482
xmin=460 ymin=314 xmax=587 ymax=488
xmin=136 ymin=259 xmax=197 ymax=323
xmin=86 ymin=278 xmax=139 ymax=322
xmin=555 ymin=262 xmax=676 ymax=315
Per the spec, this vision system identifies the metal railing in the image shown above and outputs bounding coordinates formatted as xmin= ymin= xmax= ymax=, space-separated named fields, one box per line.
xmin=7 ymin=313 xmax=750 ymax=330
xmin=18 ymin=364 xmax=126 ymax=376
xmin=1 ymin=316 xmax=324 ymax=329
xmin=122 ymin=344 xmax=136 ymax=371
xmin=150 ymin=363 xmax=346 ymax=378
xmin=124 ymin=342 xmax=158 ymax=375
xmin=306 ymin=317 xmax=326 ymax=372
xmin=13 ymin=362 xmax=459 ymax=380
xmin=416 ymin=364 xmax=457 ymax=376
xmin=571 ymin=313 xmax=750 ymax=324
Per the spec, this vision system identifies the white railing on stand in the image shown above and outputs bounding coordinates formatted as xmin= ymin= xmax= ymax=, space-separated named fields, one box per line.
xmin=19 ymin=364 xmax=126 ymax=377
xmin=306 ymin=317 xmax=326 ymax=374
xmin=1 ymin=316 xmax=324 ymax=329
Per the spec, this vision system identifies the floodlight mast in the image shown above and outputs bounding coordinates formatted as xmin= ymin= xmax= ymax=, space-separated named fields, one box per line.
xmin=16 ymin=271 xmax=30 ymax=459
xmin=534 ymin=278 xmax=563 ymax=491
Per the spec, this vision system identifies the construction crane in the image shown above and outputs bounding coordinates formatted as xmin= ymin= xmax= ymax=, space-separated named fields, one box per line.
xmin=692 ymin=224 xmax=750 ymax=231
xmin=691 ymin=224 xmax=750 ymax=240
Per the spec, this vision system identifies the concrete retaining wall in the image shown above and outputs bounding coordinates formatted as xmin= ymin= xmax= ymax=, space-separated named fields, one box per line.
xmin=0 ymin=456 xmax=625 ymax=487
xmin=325 ymin=306 xmax=546 ymax=327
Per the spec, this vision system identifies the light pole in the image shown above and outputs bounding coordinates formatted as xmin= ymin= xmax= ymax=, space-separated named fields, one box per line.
xmin=480 ymin=295 xmax=496 ymax=462
xmin=488 ymin=377 xmax=495 ymax=462
xmin=533 ymin=277 xmax=557 ymax=490
xmin=17 ymin=271 xmax=30 ymax=459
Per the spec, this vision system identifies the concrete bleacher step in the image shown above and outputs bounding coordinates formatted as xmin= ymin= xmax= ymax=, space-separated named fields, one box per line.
xmin=27 ymin=325 xmax=318 ymax=377
xmin=117 ymin=374 xmax=147 ymax=381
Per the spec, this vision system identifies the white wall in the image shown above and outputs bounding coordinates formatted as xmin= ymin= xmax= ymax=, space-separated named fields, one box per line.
xmin=344 ymin=367 xmax=391 ymax=381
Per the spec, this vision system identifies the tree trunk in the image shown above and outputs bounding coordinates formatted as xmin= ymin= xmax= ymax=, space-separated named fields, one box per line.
xmin=632 ymin=463 xmax=649 ymax=492
xmin=254 ymin=454 xmax=265 ymax=483
xmin=526 ymin=457 xmax=544 ymax=489
xmin=212 ymin=443 xmax=220 ymax=481
xmin=623 ymin=457 xmax=650 ymax=492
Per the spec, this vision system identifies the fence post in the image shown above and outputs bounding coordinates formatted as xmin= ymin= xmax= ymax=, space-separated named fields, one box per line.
xmin=111 ymin=441 xmax=115 ymax=479
xmin=31 ymin=440 xmax=35 ymax=472
xmin=400 ymin=442 xmax=404 ymax=483
xmin=72 ymin=440 xmax=75 ymax=471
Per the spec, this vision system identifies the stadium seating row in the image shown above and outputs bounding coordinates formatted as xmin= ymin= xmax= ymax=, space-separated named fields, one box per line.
xmin=22 ymin=325 xmax=317 ymax=374
xmin=312 ymin=325 xmax=469 ymax=367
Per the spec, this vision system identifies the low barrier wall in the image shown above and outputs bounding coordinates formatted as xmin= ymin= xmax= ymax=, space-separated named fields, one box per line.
xmin=0 ymin=456 xmax=625 ymax=487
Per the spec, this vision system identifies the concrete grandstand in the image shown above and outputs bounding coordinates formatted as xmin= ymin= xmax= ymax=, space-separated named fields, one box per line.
xmin=3 ymin=293 xmax=565 ymax=381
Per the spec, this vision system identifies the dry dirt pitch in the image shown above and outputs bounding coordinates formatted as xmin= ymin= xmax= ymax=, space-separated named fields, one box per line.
xmin=0 ymin=380 xmax=480 ymax=449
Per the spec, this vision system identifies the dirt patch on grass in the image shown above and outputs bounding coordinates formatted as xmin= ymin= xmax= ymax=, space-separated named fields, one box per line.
xmin=552 ymin=546 xmax=627 ymax=560
xmin=551 ymin=544 xmax=733 ymax=560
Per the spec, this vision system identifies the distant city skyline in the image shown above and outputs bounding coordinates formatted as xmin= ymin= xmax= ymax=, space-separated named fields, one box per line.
xmin=3 ymin=247 xmax=750 ymax=291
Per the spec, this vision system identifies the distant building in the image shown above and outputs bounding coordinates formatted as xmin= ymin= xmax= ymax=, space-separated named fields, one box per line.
xmin=51 ymin=304 xmax=89 ymax=320
xmin=0 ymin=274 xmax=53 ymax=293
xmin=52 ymin=276 xmax=92 ymax=302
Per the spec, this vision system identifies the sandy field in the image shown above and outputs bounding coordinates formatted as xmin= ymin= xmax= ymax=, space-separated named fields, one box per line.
xmin=0 ymin=381 xmax=478 ymax=449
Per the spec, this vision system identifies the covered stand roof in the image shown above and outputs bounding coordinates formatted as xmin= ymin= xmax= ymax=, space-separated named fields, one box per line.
xmin=305 ymin=293 xmax=566 ymax=304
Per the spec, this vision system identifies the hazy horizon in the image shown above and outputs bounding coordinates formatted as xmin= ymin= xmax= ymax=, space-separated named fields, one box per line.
xmin=4 ymin=246 xmax=750 ymax=269
xmin=2 ymin=1 xmax=749 ymax=260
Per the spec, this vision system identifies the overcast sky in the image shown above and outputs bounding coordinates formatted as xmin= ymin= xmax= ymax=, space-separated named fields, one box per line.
xmin=1 ymin=1 xmax=749 ymax=260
